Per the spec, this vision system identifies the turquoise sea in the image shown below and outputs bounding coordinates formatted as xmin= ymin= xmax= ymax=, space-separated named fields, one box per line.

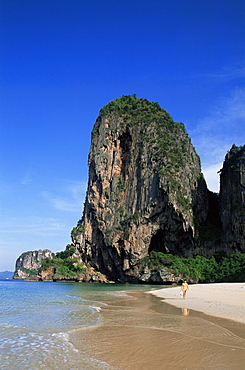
xmin=1 ymin=279 xmax=245 ymax=370
xmin=0 ymin=279 xmax=164 ymax=369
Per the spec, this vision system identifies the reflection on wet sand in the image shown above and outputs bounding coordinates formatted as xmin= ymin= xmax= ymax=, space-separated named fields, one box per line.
xmin=182 ymin=307 xmax=190 ymax=316
xmin=70 ymin=291 xmax=245 ymax=370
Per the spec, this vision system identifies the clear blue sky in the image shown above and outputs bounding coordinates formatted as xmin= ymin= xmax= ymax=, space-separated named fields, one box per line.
xmin=0 ymin=0 xmax=244 ymax=271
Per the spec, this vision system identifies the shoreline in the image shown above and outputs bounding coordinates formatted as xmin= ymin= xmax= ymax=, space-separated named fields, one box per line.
xmin=70 ymin=286 xmax=245 ymax=369
xmin=148 ymin=282 xmax=245 ymax=324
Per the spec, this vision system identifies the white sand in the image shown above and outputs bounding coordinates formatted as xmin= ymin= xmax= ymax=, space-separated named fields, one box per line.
xmin=149 ymin=283 xmax=245 ymax=324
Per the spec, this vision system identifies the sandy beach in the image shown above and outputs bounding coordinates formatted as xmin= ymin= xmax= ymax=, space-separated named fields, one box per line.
xmin=70 ymin=287 xmax=245 ymax=370
xmin=149 ymin=282 xmax=245 ymax=324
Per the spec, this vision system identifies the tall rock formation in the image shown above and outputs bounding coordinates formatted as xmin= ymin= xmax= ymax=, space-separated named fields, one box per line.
xmin=13 ymin=249 xmax=53 ymax=279
xmin=220 ymin=144 xmax=245 ymax=253
xmin=72 ymin=96 xmax=212 ymax=282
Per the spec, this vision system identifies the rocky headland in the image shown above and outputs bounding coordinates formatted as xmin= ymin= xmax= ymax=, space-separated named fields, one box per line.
xmin=13 ymin=249 xmax=53 ymax=279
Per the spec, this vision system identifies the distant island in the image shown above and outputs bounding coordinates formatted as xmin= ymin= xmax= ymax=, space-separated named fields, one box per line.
xmin=0 ymin=271 xmax=14 ymax=279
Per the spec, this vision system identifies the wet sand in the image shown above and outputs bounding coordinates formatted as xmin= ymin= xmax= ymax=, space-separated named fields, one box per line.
xmin=70 ymin=288 xmax=245 ymax=370
xmin=149 ymin=283 xmax=245 ymax=324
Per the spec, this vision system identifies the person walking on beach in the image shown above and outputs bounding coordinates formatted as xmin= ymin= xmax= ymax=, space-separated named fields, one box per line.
xmin=181 ymin=280 xmax=189 ymax=299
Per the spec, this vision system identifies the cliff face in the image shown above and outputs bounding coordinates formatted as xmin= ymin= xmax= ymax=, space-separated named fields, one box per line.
xmin=72 ymin=96 xmax=211 ymax=282
xmin=13 ymin=249 xmax=53 ymax=279
xmin=220 ymin=145 xmax=245 ymax=253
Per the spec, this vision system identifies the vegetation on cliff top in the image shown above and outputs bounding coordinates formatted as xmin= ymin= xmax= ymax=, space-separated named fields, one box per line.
xmin=223 ymin=144 xmax=245 ymax=170
xmin=99 ymin=94 xmax=165 ymax=118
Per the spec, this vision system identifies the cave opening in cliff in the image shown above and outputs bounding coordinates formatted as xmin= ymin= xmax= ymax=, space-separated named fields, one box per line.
xmin=148 ymin=229 xmax=169 ymax=254
xmin=118 ymin=129 xmax=132 ymax=178
xmin=119 ymin=128 xmax=132 ymax=153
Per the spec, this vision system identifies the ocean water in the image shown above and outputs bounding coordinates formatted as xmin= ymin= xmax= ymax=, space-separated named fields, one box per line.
xmin=1 ymin=279 xmax=245 ymax=370
xmin=0 ymin=279 xmax=162 ymax=369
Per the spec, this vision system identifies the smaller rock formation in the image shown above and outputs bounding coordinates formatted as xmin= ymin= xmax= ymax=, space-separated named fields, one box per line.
xmin=13 ymin=249 xmax=54 ymax=279
xmin=220 ymin=144 xmax=245 ymax=253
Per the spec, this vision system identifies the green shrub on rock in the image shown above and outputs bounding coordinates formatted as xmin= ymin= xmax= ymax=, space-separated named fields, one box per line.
xmin=139 ymin=251 xmax=245 ymax=283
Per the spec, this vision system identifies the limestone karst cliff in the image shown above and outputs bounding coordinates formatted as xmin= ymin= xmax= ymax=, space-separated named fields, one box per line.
xmin=219 ymin=144 xmax=245 ymax=254
xmin=72 ymin=96 xmax=221 ymax=283
xmin=13 ymin=249 xmax=54 ymax=279
xmin=13 ymin=97 xmax=244 ymax=284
